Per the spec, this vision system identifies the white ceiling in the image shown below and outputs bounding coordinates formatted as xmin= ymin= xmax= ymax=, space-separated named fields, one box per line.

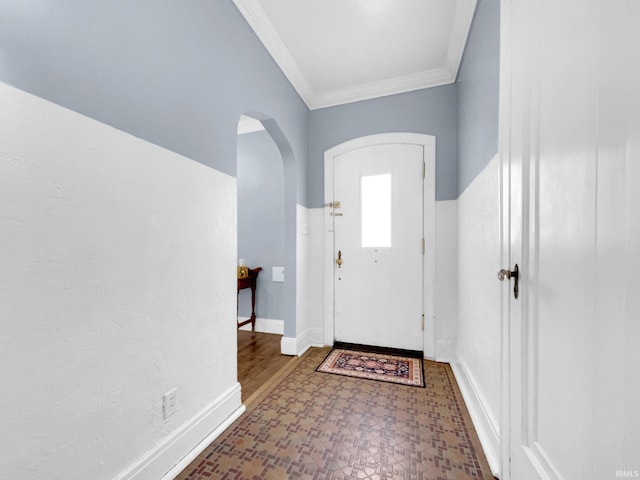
xmin=233 ymin=0 xmax=477 ymax=110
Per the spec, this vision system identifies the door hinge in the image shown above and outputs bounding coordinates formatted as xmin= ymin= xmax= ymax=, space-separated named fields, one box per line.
xmin=324 ymin=201 xmax=341 ymax=208
xmin=421 ymin=238 xmax=425 ymax=255
xmin=421 ymin=314 xmax=425 ymax=330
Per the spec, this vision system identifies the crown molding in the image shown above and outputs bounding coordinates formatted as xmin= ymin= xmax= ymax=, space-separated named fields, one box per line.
xmin=233 ymin=0 xmax=314 ymax=107
xmin=233 ymin=0 xmax=477 ymax=110
xmin=308 ymin=67 xmax=455 ymax=110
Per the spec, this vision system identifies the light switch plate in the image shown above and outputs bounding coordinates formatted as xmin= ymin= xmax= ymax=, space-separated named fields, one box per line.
xmin=272 ymin=266 xmax=285 ymax=282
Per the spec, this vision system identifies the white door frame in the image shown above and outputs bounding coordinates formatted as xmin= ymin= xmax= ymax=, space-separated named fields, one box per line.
xmin=323 ymin=133 xmax=436 ymax=358
xmin=498 ymin=0 xmax=513 ymax=477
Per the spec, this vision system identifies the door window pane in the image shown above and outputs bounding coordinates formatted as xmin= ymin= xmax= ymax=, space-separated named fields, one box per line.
xmin=361 ymin=174 xmax=391 ymax=247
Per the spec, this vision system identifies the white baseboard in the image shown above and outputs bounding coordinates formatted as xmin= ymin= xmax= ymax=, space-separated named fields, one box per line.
xmin=449 ymin=357 xmax=500 ymax=477
xmin=435 ymin=339 xmax=456 ymax=363
xmin=238 ymin=317 xmax=284 ymax=335
xmin=280 ymin=336 xmax=298 ymax=356
xmin=160 ymin=404 xmax=245 ymax=480
xmin=115 ymin=384 xmax=243 ymax=480
xmin=281 ymin=327 xmax=324 ymax=356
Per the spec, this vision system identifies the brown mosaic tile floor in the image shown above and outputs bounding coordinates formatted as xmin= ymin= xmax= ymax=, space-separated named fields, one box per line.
xmin=177 ymin=347 xmax=493 ymax=480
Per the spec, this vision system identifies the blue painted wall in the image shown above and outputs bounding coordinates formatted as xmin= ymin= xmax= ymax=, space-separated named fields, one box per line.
xmin=237 ymin=131 xmax=285 ymax=321
xmin=0 ymin=0 xmax=499 ymax=339
xmin=0 ymin=0 xmax=309 ymax=202
xmin=0 ymin=0 xmax=498 ymax=205
xmin=308 ymin=86 xmax=458 ymax=205
xmin=456 ymin=0 xmax=500 ymax=194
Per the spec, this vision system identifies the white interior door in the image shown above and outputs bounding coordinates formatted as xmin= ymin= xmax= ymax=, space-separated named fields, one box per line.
xmin=502 ymin=0 xmax=592 ymax=476
xmin=331 ymin=142 xmax=424 ymax=351
xmin=502 ymin=1 xmax=640 ymax=479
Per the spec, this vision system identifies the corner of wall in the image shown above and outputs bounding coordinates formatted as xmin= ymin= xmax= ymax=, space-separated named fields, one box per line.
xmin=435 ymin=339 xmax=457 ymax=363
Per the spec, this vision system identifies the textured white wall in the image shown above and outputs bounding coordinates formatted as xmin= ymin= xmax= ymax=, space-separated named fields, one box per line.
xmin=0 ymin=83 xmax=240 ymax=479
xmin=454 ymin=153 xmax=501 ymax=469
xmin=434 ymin=200 xmax=458 ymax=360
xmin=304 ymin=208 xmax=326 ymax=346
xmin=294 ymin=205 xmax=310 ymax=351
xmin=282 ymin=206 xmax=324 ymax=355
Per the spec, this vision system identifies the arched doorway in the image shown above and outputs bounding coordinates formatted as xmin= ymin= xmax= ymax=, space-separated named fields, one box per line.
xmin=236 ymin=115 xmax=285 ymax=334
xmin=235 ymin=113 xmax=297 ymax=354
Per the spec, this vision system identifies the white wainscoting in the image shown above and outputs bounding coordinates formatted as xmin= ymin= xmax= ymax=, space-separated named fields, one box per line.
xmin=283 ymin=206 xmax=325 ymax=356
xmin=434 ymin=200 xmax=458 ymax=362
xmin=0 ymin=82 xmax=240 ymax=480
xmin=454 ymin=152 xmax=501 ymax=476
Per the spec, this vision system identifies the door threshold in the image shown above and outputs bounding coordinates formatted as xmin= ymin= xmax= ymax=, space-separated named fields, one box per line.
xmin=333 ymin=341 xmax=423 ymax=359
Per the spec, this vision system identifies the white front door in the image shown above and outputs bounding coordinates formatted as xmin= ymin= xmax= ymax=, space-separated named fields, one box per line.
xmin=501 ymin=1 xmax=640 ymax=479
xmin=330 ymin=141 xmax=424 ymax=351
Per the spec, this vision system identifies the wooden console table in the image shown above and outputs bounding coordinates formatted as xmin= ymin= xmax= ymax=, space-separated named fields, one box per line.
xmin=237 ymin=267 xmax=262 ymax=331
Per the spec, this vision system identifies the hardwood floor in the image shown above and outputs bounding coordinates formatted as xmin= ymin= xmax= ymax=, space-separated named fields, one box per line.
xmin=237 ymin=330 xmax=294 ymax=402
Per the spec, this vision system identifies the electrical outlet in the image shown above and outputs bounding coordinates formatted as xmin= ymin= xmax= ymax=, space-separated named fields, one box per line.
xmin=163 ymin=388 xmax=177 ymax=419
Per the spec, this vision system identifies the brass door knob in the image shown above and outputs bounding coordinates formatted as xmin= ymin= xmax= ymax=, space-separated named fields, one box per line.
xmin=336 ymin=250 xmax=343 ymax=266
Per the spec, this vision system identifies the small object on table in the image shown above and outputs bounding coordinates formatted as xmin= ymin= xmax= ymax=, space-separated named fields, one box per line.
xmin=237 ymin=267 xmax=262 ymax=331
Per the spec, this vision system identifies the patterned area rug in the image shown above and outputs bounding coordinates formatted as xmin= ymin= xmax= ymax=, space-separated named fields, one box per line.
xmin=316 ymin=348 xmax=425 ymax=387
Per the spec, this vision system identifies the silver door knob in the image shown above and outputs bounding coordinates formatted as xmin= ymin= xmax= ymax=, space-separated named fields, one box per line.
xmin=498 ymin=268 xmax=517 ymax=281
